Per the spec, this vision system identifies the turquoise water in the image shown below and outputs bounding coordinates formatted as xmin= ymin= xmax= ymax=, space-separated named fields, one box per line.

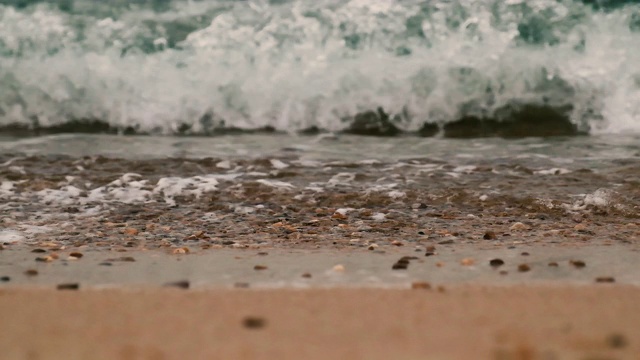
xmin=0 ymin=0 xmax=639 ymax=135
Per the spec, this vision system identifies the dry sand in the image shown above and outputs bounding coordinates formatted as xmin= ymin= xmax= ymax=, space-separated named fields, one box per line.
xmin=1 ymin=286 xmax=638 ymax=360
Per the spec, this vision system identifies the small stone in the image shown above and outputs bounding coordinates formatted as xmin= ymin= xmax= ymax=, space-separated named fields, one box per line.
xmin=425 ymin=251 xmax=435 ymax=257
xmin=426 ymin=245 xmax=436 ymax=252
xmin=411 ymin=282 xmax=431 ymax=290
xmin=570 ymin=260 xmax=586 ymax=268
xmin=510 ymin=222 xmax=528 ymax=231
xmin=57 ymin=283 xmax=79 ymax=290
xmin=164 ymin=280 xmax=190 ymax=289
xmin=254 ymin=265 xmax=268 ymax=271
xmin=243 ymin=316 xmax=266 ymax=329
xmin=392 ymin=262 xmax=408 ymax=270
xmin=460 ymin=258 xmax=475 ymax=266
xmin=24 ymin=269 xmax=38 ymax=276
xmin=118 ymin=256 xmax=136 ymax=262
xmin=574 ymin=223 xmax=587 ymax=232
xmin=332 ymin=264 xmax=345 ymax=272
xmin=99 ymin=262 xmax=112 ymax=266
xmin=0 ymin=276 xmax=10 ymax=282
xmin=489 ymin=258 xmax=505 ymax=267
xmin=367 ymin=244 xmax=378 ymax=250
xmin=548 ymin=262 xmax=559 ymax=267
xmin=483 ymin=231 xmax=497 ymax=240
xmin=31 ymin=249 xmax=47 ymax=253
xmin=35 ymin=256 xmax=55 ymax=262
xmin=301 ymin=273 xmax=312 ymax=278
xmin=69 ymin=252 xmax=83 ymax=259
xmin=436 ymin=262 xmax=445 ymax=268
xmin=172 ymin=247 xmax=190 ymax=255
xmin=607 ymin=334 xmax=628 ymax=349
xmin=257 ymin=252 xmax=268 ymax=256
xmin=521 ymin=252 xmax=530 ymax=256
xmin=595 ymin=277 xmax=615 ymax=283
xmin=124 ymin=228 xmax=139 ymax=236
xmin=331 ymin=212 xmax=347 ymax=220
xmin=518 ymin=264 xmax=531 ymax=272
xmin=499 ymin=270 xmax=508 ymax=275
xmin=391 ymin=240 xmax=404 ymax=246
xmin=438 ymin=239 xmax=454 ymax=245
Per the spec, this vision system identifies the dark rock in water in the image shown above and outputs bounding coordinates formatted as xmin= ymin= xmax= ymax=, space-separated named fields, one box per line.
xmin=0 ymin=119 xmax=128 ymax=137
xmin=417 ymin=122 xmax=439 ymax=137
xmin=443 ymin=117 xmax=500 ymax=138
xmin=444 ymin=104 xmax=580 ymax=138
xmin=298 ymin=126 xmax=324 ymax=135
xmin=344 ymin=107 xmax=401 ymax=136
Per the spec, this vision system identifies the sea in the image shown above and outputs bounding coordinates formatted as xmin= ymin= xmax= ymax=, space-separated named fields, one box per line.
xmin=0 ymin=0 xmax=638 ymax=248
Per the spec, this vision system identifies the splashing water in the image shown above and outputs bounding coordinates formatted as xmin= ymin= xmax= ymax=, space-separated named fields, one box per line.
xmin=0 ymin=0 xmax=639 ymax=135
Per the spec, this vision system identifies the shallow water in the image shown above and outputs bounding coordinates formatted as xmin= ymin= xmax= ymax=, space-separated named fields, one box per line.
xmin=2 ymin=133 xmax=640 ymax=163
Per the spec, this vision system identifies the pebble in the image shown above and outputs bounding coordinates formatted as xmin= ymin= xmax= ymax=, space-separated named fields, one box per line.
xmin=483 ymin=231 xmax=497 ymax=240
xmin=570 ymin=260 xmax=586 ymax=268
xmin=489 ymin=259 xmax=505 ymax=267
xmin=367 ymin=244 xmax=378 ymax=250
xmin=521 ymin=252 xmax=530 ymax=256
xmin=24 ymin=269 xmax=38 ymax=276
xmin=0 ymin=276 xmax=10 ymax=282
xmin=332 ymin=264 xmax=345 ymax=272
xmin=243 ymin=316 xmax=266 ymax=329
xmin=68 ymin=252 xmax=83 ymax=260
xmin=574 ymin=223 xmax=587 ymax=232
xmin=172 ymin=247 xmax=190 ymax=254
xmin=595 ymin=277 xmax=615 ymax=283
xmin=392 ymin=262 xmax=408 ymax=270
xmin=254 ymin=265 xmax=268 ymax=271
xmin=124 ymin=228 xmax=139 ymax=236
xmin=548 ymin=262 xmax=559 ymax=267
xmin=607 ymin=334 xmax=628 ymax=349
xmin=510 ymin=222 xmax=528 ymax=231
xmin=391 ymin=240 xmax=404 ymax=246
xmin=301 ymin=273 xmax=312 ymax=278
xmin=518 ymin=264 xmax=531 ymax=272
xmin=31 ymin=249 xmax=47 ymax=253
xmin=460 ymin=258 xmax=475 ymax=266
xmin=35 ymin=256 xmax=55 ymax=262
xmin=57 ymin=283 xmax=79 ymax=290
xmin=164 ymin=280 xmax=190 ymax=289
xmin=411 ymin=282 xmax=431 ymax=290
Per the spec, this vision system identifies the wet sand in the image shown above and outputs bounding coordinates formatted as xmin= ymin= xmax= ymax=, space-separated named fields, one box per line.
xmin=1 ymin=152 xmax=639 ymax=359
xmin=1 ymin=286 xmax=639 ymax=360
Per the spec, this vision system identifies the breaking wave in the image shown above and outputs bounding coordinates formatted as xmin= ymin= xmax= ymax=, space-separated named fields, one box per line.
xmin=0 ymin=0 xmax=639 ymax=137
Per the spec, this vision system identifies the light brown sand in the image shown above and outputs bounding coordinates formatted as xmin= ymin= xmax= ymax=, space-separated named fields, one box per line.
xmin=1 ymin=286 xmax=638 ymax=360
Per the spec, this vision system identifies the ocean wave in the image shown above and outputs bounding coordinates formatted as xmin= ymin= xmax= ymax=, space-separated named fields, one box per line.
xmin=0 ymin=0 xmax=639 ymax=136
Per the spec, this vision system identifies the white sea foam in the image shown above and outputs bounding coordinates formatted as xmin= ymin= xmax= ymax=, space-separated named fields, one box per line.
xmin=0 ymin=1 xmax=638 ymax=134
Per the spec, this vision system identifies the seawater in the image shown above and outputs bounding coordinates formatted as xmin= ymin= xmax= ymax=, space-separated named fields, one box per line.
xmin=0 ymin=0 xmax=639 ymax=135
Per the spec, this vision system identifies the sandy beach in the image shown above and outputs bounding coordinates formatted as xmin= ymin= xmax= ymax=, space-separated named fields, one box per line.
xmin=1 ymin=286 xmax=638 ymax=360
xmin=0 ymin=152 xmax=639 ymax=359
